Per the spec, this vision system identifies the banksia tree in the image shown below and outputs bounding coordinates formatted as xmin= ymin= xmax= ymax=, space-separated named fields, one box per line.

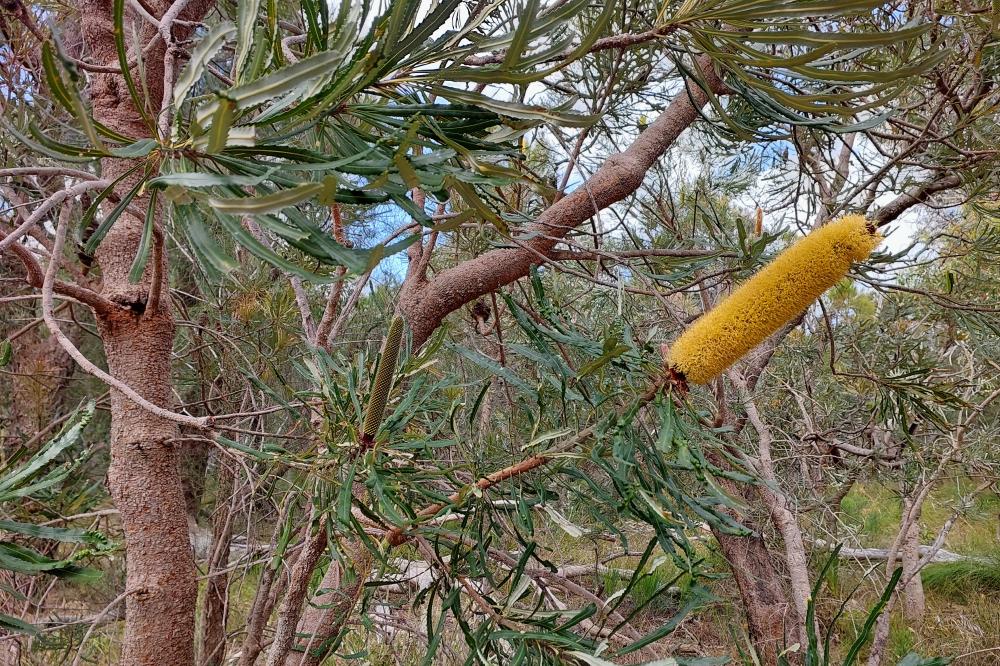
xmin=667 ymin=215 xmax=880 ymax=384
xmin=360 ymin=316 xmax=405 ymax=448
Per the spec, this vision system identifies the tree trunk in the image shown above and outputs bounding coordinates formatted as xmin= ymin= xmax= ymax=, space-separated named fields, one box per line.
xmin=767 ymin=496 xmax=812 ymax=648
xmin=713 ymin=524 xmax=795 ymax=666
xmin=900 ymin=499 xmax=926 ymax=625
xmin=98 ymin=305 xmax=197 ymax=666
xmin=285 ymin=543 xmax=373 ymax=666
xmin=198 ymin=459 xmax=236 ymax=666
xmin=79 ymin=0 xmax=215 ymax=662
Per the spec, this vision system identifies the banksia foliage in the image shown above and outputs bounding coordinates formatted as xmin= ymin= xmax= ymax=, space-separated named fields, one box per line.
xmin=361 ymin=316 xmax=404 ymax=442
xmin=667 ymin=215 xmax=879 ymax=384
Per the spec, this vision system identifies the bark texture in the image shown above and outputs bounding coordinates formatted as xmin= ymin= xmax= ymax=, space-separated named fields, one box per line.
xmin=99 ymin=308 xmax=196 ymax=666
xmin=713 ymin=495 xmax=795 ymax=666
xmin=264 ymin=526 xmax=329 ymax=666
xmin=78 ymin=0 xmax=214 ymax=663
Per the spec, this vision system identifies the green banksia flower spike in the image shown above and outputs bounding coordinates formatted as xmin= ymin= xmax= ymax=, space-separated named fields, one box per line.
xmin=361 ymin=316 xmax=404 ymax=442
xmin=667 ymin=215 xmax=880 ymax=385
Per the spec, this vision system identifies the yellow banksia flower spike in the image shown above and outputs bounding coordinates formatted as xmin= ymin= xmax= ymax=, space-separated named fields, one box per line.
xmin=667 ymin=215 xmax=880 ymax=385
xmin=361 ymin=316 xmax=404 ymax=444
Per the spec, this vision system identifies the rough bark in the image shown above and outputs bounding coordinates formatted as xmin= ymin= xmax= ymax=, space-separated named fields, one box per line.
xmin=78 ymin=1 xmax=215 ymax=663
xmin=872 ymin=173 xmax=962 ymax=227
xmin=713 ymin=492 xmax=796 ymax=666
xmin=264 ymin=526 xmax=329 ymax=666
xmin=98 ymin=304 xmax=197 ymax=666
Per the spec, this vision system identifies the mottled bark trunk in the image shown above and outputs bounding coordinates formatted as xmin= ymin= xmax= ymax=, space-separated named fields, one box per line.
xmin=264 ymin=526 xmax=329 ymax=666
xmin=78 ymin=0 xmax=214 ymax=661
xmin=98 ymin=304 xmax=196 ymax=665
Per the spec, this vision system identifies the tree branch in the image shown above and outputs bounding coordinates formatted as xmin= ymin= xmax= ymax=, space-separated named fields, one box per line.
xmin=400 ymin=55 xmax=728 ymax=347
xmin=873 ymin=173 xmax=963 ymax=227
xmin=1 ymin=228 xmax=117 ymax=316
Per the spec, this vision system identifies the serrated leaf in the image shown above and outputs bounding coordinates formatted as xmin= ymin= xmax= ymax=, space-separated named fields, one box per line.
xmin=0 ymin=403 xmax=94 ymax=500
xmin=0 ymin=520 xmax=106 ymax=546
xmin=0 ymin=613 xmax=38 ymax=636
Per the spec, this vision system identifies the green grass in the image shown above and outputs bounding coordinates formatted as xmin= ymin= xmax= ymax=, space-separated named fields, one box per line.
xmin=841 ymin=484 xmax=903 ymax=546
xmin=840 ymin=481 xmax=998 ymax=557
xmin=601 ymin=556 xmax=687 ymax=614
xmin=921 ymin=558 xmax=1000 ymax=600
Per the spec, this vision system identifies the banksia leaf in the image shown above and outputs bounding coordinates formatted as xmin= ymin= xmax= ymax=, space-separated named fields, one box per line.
xmin=361 ymin=316 xmax=404 ymax=442
xmin=667 ymin=215 xmax=880 ymax=384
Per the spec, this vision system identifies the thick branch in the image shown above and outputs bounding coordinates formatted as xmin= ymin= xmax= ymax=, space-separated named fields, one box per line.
xmin=401 ymin=55 xmax=727 ymax=347
xmin=872 ymin=173 xmax=963 ymax=227
xmin=0 ymin=228 xmax=117 ymax=315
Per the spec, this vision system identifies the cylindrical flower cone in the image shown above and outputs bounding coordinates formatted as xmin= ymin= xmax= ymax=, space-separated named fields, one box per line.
xmin=667 ymin=215 xmax=880 ymax=385
xmin=361 ymin=316 xmax=404 ymax=445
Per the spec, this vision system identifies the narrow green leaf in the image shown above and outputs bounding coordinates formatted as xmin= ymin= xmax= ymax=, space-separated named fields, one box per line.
xmin=174 ymin=22 xmax=236 ymax=111
xmin=112 ymin=0 xmax=154 ymax=132
xmin=206 ymin=96 xmax=237 ymax=154
xmin=234 ymin=0 xmax=262 ymax=82
xmin=0 ymin=403 xmax=94 ymax=498
xmin=41 ymin=43 xmax=105 ymax=151
xmin=111 ymin=138 xmax=158 ymax=158
xmin=213 ymin=211 xmax=336 ymax=282
xmin=0 ymin=613 xmax=38 ymax=636
xmin=208 ymin=181 xmax=324 ymax=215
xmin=0 ymin=520 xmax=103 ymax=545
xmin=0 ymin=118 xmax=94 ymax=163
xmin=78 ymin=166 xmax=141 ymax=248
xmin=0 ymin=542 xmax=101 ymax=581
xmin=503 ymin=0 xmax=540 ymax=69
xmin=83 ymin=175 xmax=146 ymax=256
xmin=128 ymin=189 xmax=158 ymax=283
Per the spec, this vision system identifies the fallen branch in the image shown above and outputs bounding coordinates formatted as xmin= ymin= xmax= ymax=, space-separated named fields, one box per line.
xmin=812 ymin=539 xmax=974 ymax=564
